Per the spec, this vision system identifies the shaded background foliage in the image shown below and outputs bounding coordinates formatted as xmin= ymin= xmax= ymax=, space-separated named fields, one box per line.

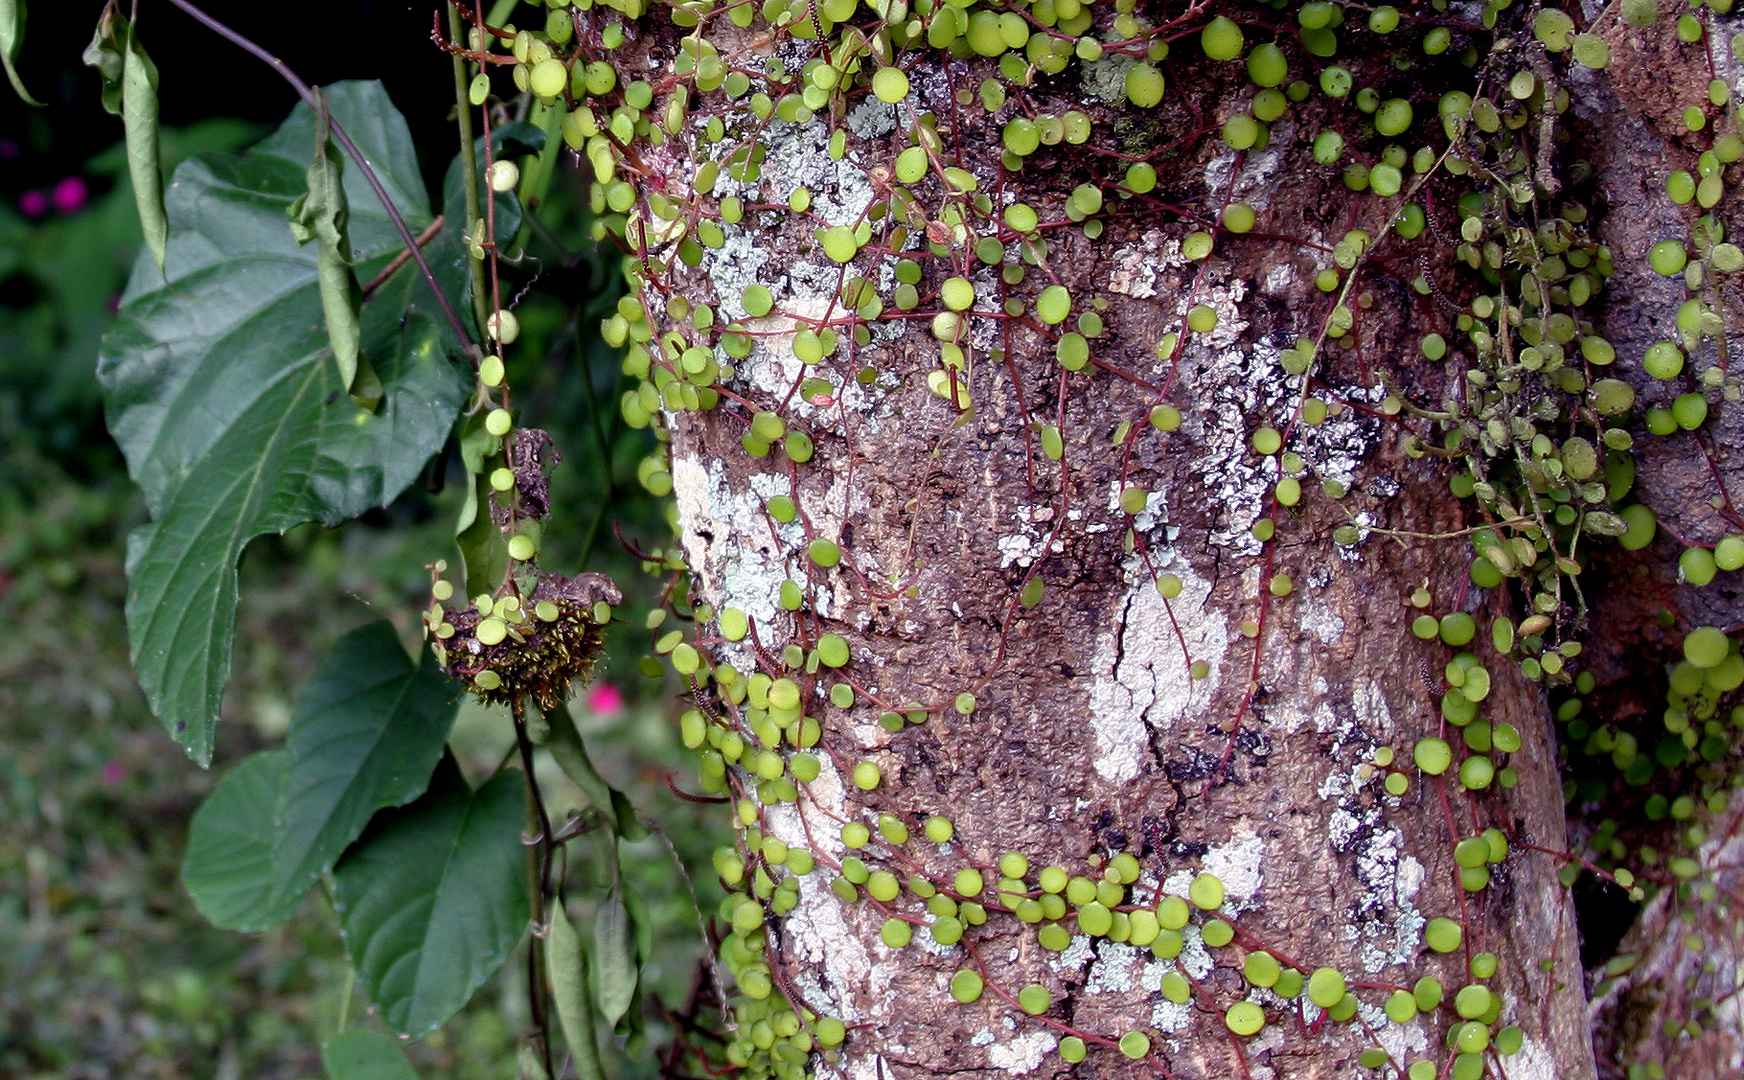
xmin=0 ymin=4 xmax=717 ymax=1077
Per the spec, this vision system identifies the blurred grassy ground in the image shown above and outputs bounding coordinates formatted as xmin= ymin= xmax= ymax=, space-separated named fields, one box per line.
xmin=0 ymin=431 xmax=726 ymax=1079
xmin=0 ymin=112 xmax=725 ymax=1078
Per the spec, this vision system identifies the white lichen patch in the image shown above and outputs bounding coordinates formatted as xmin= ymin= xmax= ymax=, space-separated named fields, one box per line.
xmin=671 ymin=456 xmax=787 ymax=633
xmin=1245 ymin=1023 xmax=1287 ymax=1080
xmin=1293 ymin=381 xmax=1385 ymax=491
xmin=1338 ymin=510 xmax=1377 ymax=561
xmin=997 ymin=506 xmax=1048 ymax=568
xmin=1200 ymin=833 xmax=1266 ymax=911
xmin=1087 ymin=558 xmax=1229 ymax=784
xmin=1372 ymin=1014 xmax=1430 ymax=1069
xmin=1081 ymin=53 xmax=1138 ymax=106
xmin=763 ymin=772 xmax=883 ymax=1023
xmin=1341 ymin=827 xmax=1427 ymax=973
xmin=1182 ymin=332 xmax=1299 ymax=554
xmin=1178 ymin=925 xmax=1215 ymax=979
xmin=1108 ymin=229 xmax=1185 ymax=299
xmin=1204 ymin=131 xmax=1292 ymax=210
xmin=840 ymin=1052 xmax=888 ymax=1080
xmin=1046 ymin=934 xmax=1094 ymax=973
xmin=1506 ymin=1034 xmax=1560 ymax=1080
xmin=1352 ymin=678 xmax=1396 ymax=739
xmin=1151 ymin=996 xmax=1193 ymax=1033
xmin=845 ymin=96 xmax=898 ymax=140
xmin=1104 ymin=482 xmax=1170 ymax=536
xmin=1084 ymin=942 xmax=1142 ymax=993
xmin=1300 ymin=602 xmax=1346 ymax=645
xmin=701 ymin=223 xmax=773 ymax=322
xmin=987 ymin=1031 xmax=1057 ymax=1074
xmin=1291 ymin=676 xmax=1391 ymax=746
xmin=748 ymin=117 xmax=877 ymax=228
xmin=738 ymin=297 xmax=839 ymax=401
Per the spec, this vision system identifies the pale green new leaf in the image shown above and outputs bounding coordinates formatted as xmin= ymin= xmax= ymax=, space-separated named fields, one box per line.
xmin=2 ymin=0 xmax=42 ymax=106
xmin=546 ymin=900 xmax=607 ymax=1080
xmin=287 ymin=90 xmax=363 ymax=394
xmin=592 ymin=890 xmax=638 ymax=1029
xmin=83 ymin=2 xmax=166 ymax=268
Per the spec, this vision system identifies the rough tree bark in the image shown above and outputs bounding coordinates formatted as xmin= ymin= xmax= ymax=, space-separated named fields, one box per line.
xmin=580 ymin=0 xmax=1744 ymax=1076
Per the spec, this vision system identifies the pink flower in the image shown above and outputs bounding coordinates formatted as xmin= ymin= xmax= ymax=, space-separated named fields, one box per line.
xmin=585 ymin=682 xmax=624 ymax=716
xmin=101 ymin=762 xmax=125 ymax=786
xmin=52 ymin=176 xmax=88 ymax=215
xmin=19 ymin=189 xmax=46 ymax=218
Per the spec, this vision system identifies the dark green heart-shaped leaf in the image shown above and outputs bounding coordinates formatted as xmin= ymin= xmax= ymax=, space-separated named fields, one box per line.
xmin=3 ymin=0 xmax=43 ymax=106
xmin=181 ymin=750 xmax=302 ymax=932
xmin=98 ymin=81 xmax=471 ymax=765
xmin=333 ymin=755 xmax=529 ymax=1040
xmin=272 ymin=620 xmax=459 ymax=907
xmin=321 ymin=1028 xmax=420 ymax=1080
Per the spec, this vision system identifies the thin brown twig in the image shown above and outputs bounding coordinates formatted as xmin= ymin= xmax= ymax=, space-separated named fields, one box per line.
xmin=361 ymin=215 xmax=446 ymax=296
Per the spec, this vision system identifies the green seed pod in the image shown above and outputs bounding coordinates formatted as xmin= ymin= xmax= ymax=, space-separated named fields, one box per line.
xmin=1375 ymin=98 xmax=1414 ymax=136
xmin=1306 ymin=967 xmax=1346 ymax=1008
xmin=1126 ymin=64 xmax=1166 ymax=106
xmin=1414 ymin=738 xmax=1453 ymax=775
xmin=1650 ymin=240 xmax=1689 ymax=275
xmin=1454 ymin=984 xmax=1494 ymax=1019
xmin=871 ymin=65 xmax=910 ymax=103
xmin=1312 ymin=130 xmax=1346 ymax=164
xmin=1617 ymin=504 xmax=1657 ymax=550
xmin=930 ymin=915 xmax=964 ymax=945
xmin=1685 ymin=626 xmax=1730 ymax=668
xmin=1247 ymin=42 xmax=1288 ymax=86
xmin=1189 ymin=872 xmax=1225 ymax=910
xmin=1385 ymin=989 xmax=1418 ymax=1023
xmin=1458 ymin=755 xmax=1495 ymax=790
xmin=1202 ymin=16 xmax=1245 ymax=60
xmin=1425 ymin=917 xmax=1462 ymax=952
xmin=954 ymin=867 xmax=984 ymax=898
xmin=1225 ymin=1001 xmax=1266 ymax=1035
xmin=949 ymin=969 xmax=983 ymax=1002
xmin=1714 ymin=535 xmax=1744 ymax=570
xmin=1440 ymin=612 xmax=1477 ymax=646
xmin=1244 ymin=950 xmax=1282 ymax=987
xmin=1682 ymin=547 xmax=1719 ymax=586
xmin=1672 ymin=392 xmax=1709 ymax=430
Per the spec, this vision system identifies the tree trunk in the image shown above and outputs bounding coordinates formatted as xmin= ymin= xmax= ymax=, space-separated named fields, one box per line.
xmin=585 ymin=0 xmax=1740 ymax=1076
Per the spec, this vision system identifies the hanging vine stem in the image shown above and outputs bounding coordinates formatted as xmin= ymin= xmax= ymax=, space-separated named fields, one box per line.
xmin=448 ymin=0 xmax=490 ymax=336
xmin=513 ymin=696 xmax=559 ymax=1078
